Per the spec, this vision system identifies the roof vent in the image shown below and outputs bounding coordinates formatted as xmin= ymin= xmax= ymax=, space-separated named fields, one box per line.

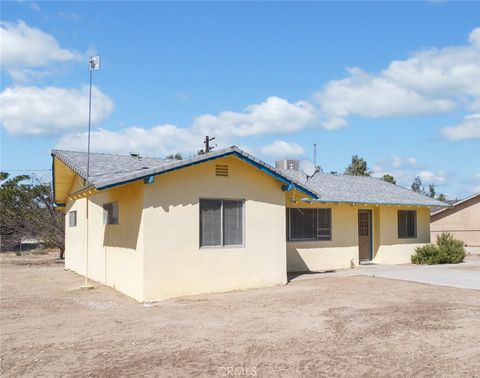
xmin=215 ymin=164 xmax=228 ymax=177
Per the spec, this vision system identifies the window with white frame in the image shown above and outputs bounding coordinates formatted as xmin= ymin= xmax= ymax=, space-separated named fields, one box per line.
xmin=398 ymin=210 xmax=416 ymax=239
xmin=200 ymin=199 xmax=244 ymax=247
xmin=287 ymin=208 xmax=332 ymax=241
xmin=68 ymin=211 xmax=77 ymax=227
xmin=103 ymin=202 xmax=119 ymax=225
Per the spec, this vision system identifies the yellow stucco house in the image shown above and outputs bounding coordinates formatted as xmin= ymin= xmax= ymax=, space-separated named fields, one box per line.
xmin=52 ymin=146 xmax=446 ymax=302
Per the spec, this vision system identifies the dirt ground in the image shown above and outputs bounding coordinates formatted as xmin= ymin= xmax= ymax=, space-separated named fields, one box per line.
xmin=1 ymin=252 xmax=479 ymax=377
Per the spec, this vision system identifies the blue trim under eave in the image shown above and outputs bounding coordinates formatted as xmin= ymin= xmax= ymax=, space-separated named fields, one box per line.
xmin=96 ymin=150 xmax=319 ymax=199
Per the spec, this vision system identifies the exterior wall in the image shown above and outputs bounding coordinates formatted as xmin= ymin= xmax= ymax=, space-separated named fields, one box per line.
xmin=286 ymin=201 xmax=359 ymax=272
xmin=286 ymin=199 xmax=431 ymax=271
xmin=64 ymin=177 xmax=145 ymax=301
xmin=142 ymin=156 xmax=287 ymax=301
xmin=430 ymin=196 xmax=480 ymax=247
xmin=373 ymin=206 xmax=431 ymax=264
xmin=64 ymin=175 xmax=87 ymax=275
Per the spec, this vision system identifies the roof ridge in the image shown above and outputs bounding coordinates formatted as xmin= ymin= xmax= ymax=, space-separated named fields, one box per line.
xmin=51 ymin=149 xmax=165 ymax=160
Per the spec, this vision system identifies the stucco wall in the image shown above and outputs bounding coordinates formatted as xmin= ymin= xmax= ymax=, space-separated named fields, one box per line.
xmin=373 ymin=206 xmax=431 ymax=264
xmin=141 ymin=156 xmax=287 ymax=301
xmin=286 ymin=200 xmax=431 ymax=270
xmin=65 ymin=175 xmax=87 ymax=275
xmin=430 ymin=196 xmax=480 ymax=247
xmin=286 ymin=202 xmax=359 ymax=272
xmin=64 ymin=178 xmax=145 ymax=301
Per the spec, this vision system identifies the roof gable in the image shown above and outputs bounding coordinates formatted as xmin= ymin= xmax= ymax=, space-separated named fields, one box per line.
xmin=51 ymin=147 xmax=319 ymax=202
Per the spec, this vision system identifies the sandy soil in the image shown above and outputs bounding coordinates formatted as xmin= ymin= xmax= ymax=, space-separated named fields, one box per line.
xmin=1 ymin=252 xmax=479 ymax=377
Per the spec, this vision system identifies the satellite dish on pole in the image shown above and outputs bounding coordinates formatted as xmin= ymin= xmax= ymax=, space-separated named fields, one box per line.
xmin=299 ymin=159 xmax=317 ymax=177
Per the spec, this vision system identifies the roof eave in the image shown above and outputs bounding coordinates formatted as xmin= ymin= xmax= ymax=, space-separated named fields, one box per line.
xmin=303 ymin=198 xmax=448 ymax=207
xmin=93 ymin=148 xmax=318 ymax=199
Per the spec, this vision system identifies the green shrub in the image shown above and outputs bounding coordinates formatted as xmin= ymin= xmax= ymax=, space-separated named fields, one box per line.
xmin=412 ymin=244 xmax=442 ymax=264
xmin=411 ymin=232 xmax=466 ymax=265
xmin=436 ymin=232 xmax=466 ymax=264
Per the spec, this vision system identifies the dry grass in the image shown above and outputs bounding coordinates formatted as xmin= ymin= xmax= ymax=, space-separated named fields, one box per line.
xmin=1 ymin=251 xmax=479 ymax=377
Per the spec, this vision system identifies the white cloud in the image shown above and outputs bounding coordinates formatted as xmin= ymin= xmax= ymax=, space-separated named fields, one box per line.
xmin=373 ymin=156 xmax=449 ymax=189
xmin=0 ymin=20 xmax=80 ymax=67
xmin=418 ymin=170 xmax=448 ymax=184
xmin=469 ymin=27 xmax=480 ymax=46
xmin=314 ymin=27 xmax=480 ymax=128
xmin=0 ymin=21 xmax=81 ymax=84
xmin=316 ymin=68 xmax=455 ymax=119
xmin=260 ymin=141 xmax=305 ymax=158
xmin=441 ymin=113 xmax=480 ymax=141
xmin=192 ymin=96 xmax=318 ymax=138
xmin=56 ymin=125 xmax=201 ymax=157
xmin=0 ymin=85 xmax=114 ymax=135
xmin=6 ymin=68 xmax=52 ymax=84
xmin=391 ymin=156 xmax=417 ymax=169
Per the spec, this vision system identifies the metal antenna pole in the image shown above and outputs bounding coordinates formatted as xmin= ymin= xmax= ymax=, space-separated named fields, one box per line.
xmin=82 ymin=56 xmax=100 ymax=289
xmin=86 ymin=65 xmax=93 ymax=182
xmin=84 ymin=60 xmax=93 ymax=289
xmin=313 ymin=143 xmax=317 ymax=167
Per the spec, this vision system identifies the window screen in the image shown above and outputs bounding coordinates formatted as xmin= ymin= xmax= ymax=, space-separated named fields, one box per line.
xmin=103 ymin=202 xmax=119 ymax=225
xmin=289 ymin=208 xmax=317 ymax=240
xmin=200 ymin=199 xmax=222 ymax=246
xmin=287 ymin=208 xmax=331 ymax=241
xmin=200 ymin=199 xmax=244 ymax=247
xmin=223 ymin=200 xmax=243 ymax=246
xmin=398 ymin=210 xmax=416 ymax=238
xmin=69 ymin=211 xmax=77 ymax=227
xmin=317 ymin=209 xmax=332 ymax=240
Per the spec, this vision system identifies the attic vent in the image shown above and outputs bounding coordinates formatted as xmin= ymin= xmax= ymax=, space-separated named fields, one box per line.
xmin=215 ymin=164 xmax=229 ymax=177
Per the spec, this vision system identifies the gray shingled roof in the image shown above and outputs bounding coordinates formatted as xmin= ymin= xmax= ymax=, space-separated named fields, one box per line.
xmin=51 ymin=147 xmax=318 ymax=198
xmin=52 ymin=150 xmax=170 ymax=185
xmin=281 ymin=169 xmax=447 ymax=207
xmin=52 ymin=146 xmax=447 ymax=207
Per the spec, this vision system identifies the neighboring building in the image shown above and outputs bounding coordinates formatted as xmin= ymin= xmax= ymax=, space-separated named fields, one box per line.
xmin=430 ymin=193 xmax=480 ymax=247
xmin=52 ymin=146 xmax=445 ymax=302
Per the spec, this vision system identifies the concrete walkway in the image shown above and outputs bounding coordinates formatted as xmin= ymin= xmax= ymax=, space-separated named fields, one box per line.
xmin=290 ymin=256 xmax=480 ymax=290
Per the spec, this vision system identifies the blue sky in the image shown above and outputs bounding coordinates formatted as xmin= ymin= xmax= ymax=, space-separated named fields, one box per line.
xmin=1 ymin=1 xmax=479 ymax=198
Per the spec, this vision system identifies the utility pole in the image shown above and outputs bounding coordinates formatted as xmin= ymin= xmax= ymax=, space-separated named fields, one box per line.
xmin=203 ymin=136 xmax=216 ymax=153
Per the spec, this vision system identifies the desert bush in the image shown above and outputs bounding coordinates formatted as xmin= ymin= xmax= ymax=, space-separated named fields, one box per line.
xmin=436 ymin=232 xmax=466 ymax=263
xmin=411 ymin=232 xmax=465 ymax=265
xmin=411 ymin=244 xmax=442 ymax=264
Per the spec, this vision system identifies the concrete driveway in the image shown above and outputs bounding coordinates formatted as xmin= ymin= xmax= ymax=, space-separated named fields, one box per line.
xmin=290 ymin=256 xmax=480 ymax=290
